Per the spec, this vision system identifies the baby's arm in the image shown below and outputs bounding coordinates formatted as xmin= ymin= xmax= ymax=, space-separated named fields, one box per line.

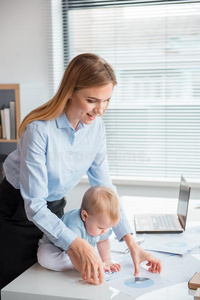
xmin=97 ymin=238 xmax=120 ymax=273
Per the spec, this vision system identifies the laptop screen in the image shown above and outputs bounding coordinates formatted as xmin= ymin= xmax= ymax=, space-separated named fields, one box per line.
xmin=177 ymin=176 xmax=191 ymax=230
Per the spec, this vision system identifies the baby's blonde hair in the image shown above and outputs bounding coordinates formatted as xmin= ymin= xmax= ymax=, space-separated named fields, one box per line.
xmin=81 ymin=186 xmax=120 ymax=224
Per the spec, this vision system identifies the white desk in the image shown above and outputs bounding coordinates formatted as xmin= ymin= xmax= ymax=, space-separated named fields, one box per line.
xmin=2 ymin=197 xmax=200 ymax=300
xmin=136 ymin=282 xmax=196 ymax=300
xmin=1 ymin=263 xmax=132 ymax=300
xmin=1 ymin=264 xmax=196 ymax=300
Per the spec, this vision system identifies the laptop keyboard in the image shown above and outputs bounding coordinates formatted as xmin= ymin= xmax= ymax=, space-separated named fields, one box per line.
xmin=152 ymin=214 xmax=179 ymax=230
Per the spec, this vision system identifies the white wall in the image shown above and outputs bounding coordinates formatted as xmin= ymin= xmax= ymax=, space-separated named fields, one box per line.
xmin=65 ymin=178 xmax=200 ymax=212
xmin=0 ymin=0 xmax=50 ymax=102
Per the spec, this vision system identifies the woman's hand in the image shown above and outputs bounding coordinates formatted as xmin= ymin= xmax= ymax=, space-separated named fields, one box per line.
xmin=69 ymin=237 xmax=104 ymax=285
xmin=123 ymin=234 xmax=162 ymax=276
xmin=130 ymin=244 xmax=162 ymax=275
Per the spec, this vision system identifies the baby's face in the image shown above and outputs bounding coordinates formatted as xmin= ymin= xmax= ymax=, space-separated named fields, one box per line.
xmin=84 ymin=213 xmax=115 ymax=237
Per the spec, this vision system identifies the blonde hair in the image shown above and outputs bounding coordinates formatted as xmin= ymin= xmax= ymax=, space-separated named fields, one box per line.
xmin=18 ymin=53 xmax=117 ymax=137
xmin=81 ymin=186 xmax=120 ymax=224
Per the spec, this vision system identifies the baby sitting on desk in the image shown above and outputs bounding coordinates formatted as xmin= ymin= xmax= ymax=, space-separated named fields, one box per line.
xmin=37 ymin=186 xmax=121 ymax=274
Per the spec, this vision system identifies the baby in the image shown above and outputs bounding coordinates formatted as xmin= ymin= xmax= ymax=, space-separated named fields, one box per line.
xmin=37 ymin=186 xmax=121 ymax=274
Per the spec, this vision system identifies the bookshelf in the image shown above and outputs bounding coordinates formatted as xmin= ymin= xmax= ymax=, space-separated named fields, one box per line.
xmin=0 ymin=84 xmax=20 ymax=154
xmin=0 ymin=82 xmax=44 ymax=156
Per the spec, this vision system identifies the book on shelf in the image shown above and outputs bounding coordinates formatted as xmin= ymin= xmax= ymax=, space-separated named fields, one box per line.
xmin=10 ymin=101 xmax=16 ymax=139
xmin=4 ymin=107 xmax=11 ymax=140
xmin=0 ymin=101 xmax=16 ymax=140
xmin=0 ymin=108 xmax=6 ymax=139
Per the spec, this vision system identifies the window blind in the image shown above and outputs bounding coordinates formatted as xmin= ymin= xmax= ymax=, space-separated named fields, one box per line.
xmin=61 ymin=0 xmax=200 ymax=179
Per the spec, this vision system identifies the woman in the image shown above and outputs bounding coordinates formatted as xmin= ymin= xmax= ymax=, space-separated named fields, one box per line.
xmin=0 ymin=53 xmax=161 ymax=289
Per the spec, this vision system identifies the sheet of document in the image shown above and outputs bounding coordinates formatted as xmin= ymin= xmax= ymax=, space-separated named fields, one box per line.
xmin=158 ymin=250 xmax=200 ymax=284
xmin=110 ymin=237 xmax=144 ymax=254
xmin=106 ymin=257 xmax=170 ymax=299
xmin=139 ymin=225 xmax=200 ymax=255
xmin=107 ymin=246 xmax=200 ymax=298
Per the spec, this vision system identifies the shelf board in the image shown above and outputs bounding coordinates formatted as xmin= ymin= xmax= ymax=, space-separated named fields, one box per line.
xmin=0 ymin=139 xmax=17 ymax=143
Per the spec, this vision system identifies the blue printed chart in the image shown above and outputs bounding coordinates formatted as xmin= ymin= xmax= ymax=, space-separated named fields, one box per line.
xmin=124 ymin=277 xmax=154 ymax=289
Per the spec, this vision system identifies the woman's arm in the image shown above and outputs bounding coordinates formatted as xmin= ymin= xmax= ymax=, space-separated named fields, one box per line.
xmin=19 ymin=123 xmax=77 ymax=251
xmin=123 ymin=233 xmax=162 ymax=275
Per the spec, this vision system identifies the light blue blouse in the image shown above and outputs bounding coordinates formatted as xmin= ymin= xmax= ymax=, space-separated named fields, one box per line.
xmin=40 ymin=209 xmax=112 ymax=248
xmin=4 ymin=113 xmax=132 ymax=250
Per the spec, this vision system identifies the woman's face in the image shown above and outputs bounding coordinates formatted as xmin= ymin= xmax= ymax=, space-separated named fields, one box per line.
xmin=66 ymin=82 xmax=114 ymax=129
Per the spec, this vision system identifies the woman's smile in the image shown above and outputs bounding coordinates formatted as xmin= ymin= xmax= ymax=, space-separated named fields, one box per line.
xmin=65 ymin=83 xmax=113 ymax=129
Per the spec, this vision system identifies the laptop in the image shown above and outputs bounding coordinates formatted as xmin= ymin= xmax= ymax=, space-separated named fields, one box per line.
xmin=134 ymin=176 xmax=191 ymax=233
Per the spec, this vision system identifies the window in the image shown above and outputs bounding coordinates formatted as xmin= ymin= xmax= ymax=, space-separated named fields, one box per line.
xmin=60 ymin=0 xmax=200 ymax=179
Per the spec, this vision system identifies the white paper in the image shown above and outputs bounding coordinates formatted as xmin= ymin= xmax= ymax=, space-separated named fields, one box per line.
xmin=140 ymin=227 xmax=200 ymax=255
xmin=106 ymin=258 xmax=170 ymax=299
xmin=159 ymin=252 xmax=200 ymax=284
xmin=110 ymin=237 xmax=144 ymax=254
xmin=107 ymin=246 xmax=200 ymax=298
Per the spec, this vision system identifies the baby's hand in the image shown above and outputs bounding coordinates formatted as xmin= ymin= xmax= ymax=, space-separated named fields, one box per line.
xmin=103 ymin=261 xmax=121 ymax=273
